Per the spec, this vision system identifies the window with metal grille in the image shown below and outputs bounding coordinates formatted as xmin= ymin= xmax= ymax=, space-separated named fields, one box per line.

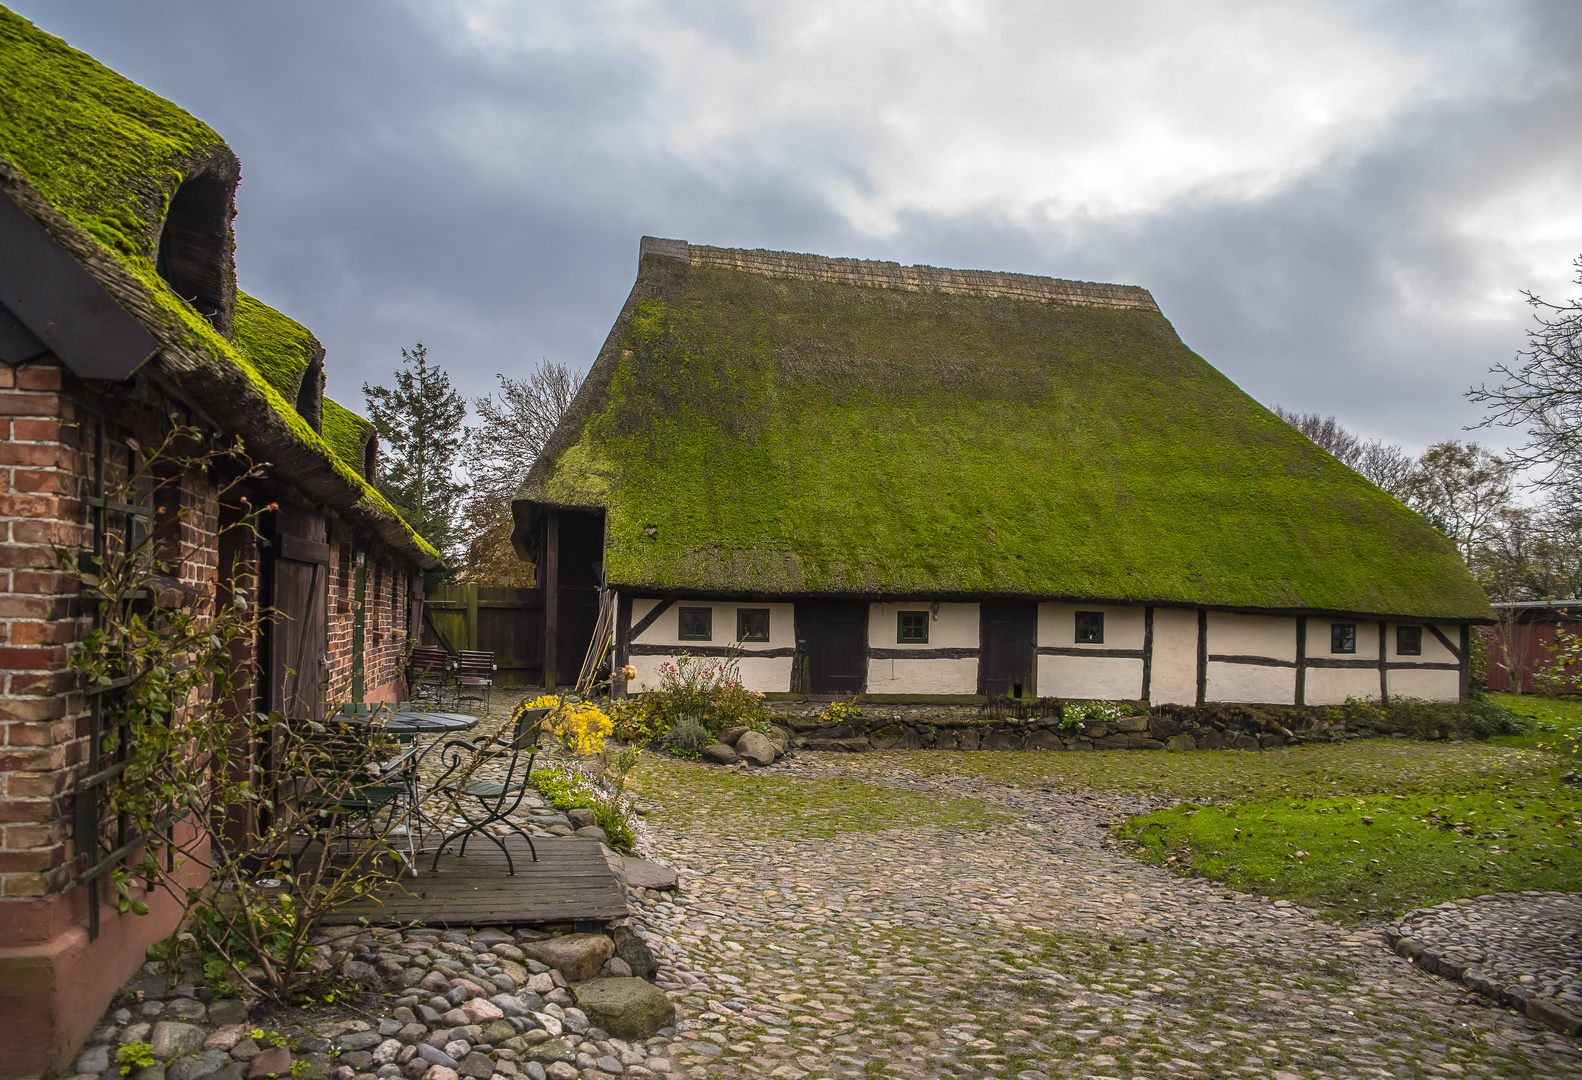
xmin=679 ymin=607 xmax=712 ymax=641
xmin=898 ymin=611 xmax=929 ymax=643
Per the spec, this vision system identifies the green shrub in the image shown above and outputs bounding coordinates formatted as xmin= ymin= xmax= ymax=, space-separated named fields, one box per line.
xmin=664 ymin=716 xmax=713 ymax=757
xmin=623 ymin=651 xmax=771 ymax=739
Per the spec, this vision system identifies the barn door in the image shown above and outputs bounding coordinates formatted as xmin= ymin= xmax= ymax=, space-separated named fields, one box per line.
xmin=980 ymin=600 xmax=1037 ymax=699
xmin=797 ymin=601 xmax=868 ymax=696
xmin=268 ymin=506 xmax=329 ymax=722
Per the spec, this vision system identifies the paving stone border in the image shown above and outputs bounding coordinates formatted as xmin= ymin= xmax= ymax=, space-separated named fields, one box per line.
xmin=1385 ymin=891 xmax=1582 ymax=1035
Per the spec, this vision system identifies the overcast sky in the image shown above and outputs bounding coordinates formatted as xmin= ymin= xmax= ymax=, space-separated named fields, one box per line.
xmin=15 ymin=0 xmax=1582 ymax=452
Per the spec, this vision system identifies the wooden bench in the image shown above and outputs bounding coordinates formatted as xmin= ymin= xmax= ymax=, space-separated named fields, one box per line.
xmin=453 ymin=650 xmax=497 ymax=711
xmin=407 ymin=645 xmax=454 ymax=709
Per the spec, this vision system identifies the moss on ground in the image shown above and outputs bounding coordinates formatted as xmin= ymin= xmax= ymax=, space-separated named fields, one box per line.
xmin=1487 ymin=691 xmax=1582 ymax=756
xmin=627 ymin=756 xmax=1014 ymax=839
xmin=843 ymin=740 xmax=1555 ymax=803
xmin=539 ymin=262 xmax=1487 ymax=619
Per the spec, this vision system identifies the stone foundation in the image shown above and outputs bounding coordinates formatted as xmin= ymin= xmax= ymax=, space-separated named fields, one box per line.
xmin=772 ymin=703 xmax=1414 ymax=753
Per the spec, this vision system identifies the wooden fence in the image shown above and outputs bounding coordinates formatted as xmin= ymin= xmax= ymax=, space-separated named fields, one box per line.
xmin=422 ymin=584 xmax=544 ymax=688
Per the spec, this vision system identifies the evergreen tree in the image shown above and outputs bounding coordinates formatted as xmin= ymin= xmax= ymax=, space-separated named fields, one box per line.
xmin=363 ymin=343 xmax=469 ymax=557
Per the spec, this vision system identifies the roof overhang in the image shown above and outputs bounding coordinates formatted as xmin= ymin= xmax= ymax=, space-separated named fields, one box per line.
xmin=0 ymin=189 xmax=159 ymax=377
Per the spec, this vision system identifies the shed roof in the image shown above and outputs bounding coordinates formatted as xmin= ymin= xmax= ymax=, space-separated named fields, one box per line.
xmin=0 ymin=7 xmax=438 ymax=566
xmin=515 ymin=237 xmax=1491 ymax=621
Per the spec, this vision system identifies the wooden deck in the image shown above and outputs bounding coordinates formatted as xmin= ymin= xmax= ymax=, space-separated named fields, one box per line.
xmin=322 ymin=835 xmax=627 ymax=928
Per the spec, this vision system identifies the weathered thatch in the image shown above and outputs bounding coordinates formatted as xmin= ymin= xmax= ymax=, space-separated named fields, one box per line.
xmin=514 ymin=237 xmax=1491 ymax=621
xmin=0 ymin=7 xmax=438 ymax=567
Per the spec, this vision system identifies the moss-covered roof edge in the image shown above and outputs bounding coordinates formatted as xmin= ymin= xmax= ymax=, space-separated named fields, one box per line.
xmin=0 ymin=156 xmax=441 ymax=568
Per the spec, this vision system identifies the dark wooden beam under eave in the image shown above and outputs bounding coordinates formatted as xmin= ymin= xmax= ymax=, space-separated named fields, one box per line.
xmin=543 ymin=509 xmax=560 ymax=691
xmin=1295 ymin=616 xmax=1307 ymax=706
xmin=0 ymin=190 xmax=159 ymax=379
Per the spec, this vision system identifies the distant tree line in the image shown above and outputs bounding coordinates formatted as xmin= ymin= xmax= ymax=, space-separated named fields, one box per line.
xmin=1274 ymin=255 xmax=1582 ymax=606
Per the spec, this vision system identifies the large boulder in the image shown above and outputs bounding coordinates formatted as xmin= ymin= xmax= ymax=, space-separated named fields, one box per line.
xmin=610 ymin=923 xmax=658 ymax=981
xmin=1115 ymin=716 xmax=1151 ymax=734
xmin=571 ymin=978 xmax=677 ymax=1039
xmin=517 ymin=933 xmax=615 ymax=982
xmin=736 ymin=731 xmax=777 ymax=766
xmin=621 ymin=857 xmax=677 ymax=891
xmin=716 ymin=726 xmax=749 ymax=746
xmin=767 ymin=725 xmax=790 ymax=751
xmin=701 ymin=743 xmax=739 ymax=765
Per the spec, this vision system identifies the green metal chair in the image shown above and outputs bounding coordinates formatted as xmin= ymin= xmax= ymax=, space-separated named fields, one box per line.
xmin=428 ymin=705 xmax=550 ymax=875
xmin=294 ymin=721 xmax=422 ymax=877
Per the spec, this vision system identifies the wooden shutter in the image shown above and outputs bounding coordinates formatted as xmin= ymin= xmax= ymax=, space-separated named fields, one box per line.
xmin=268 ymin=506 xmax=329 ymax=722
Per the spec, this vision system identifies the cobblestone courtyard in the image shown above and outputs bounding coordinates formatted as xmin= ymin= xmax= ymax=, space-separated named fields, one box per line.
xmin=628 ymin=756 xmax=1582 ymax=1080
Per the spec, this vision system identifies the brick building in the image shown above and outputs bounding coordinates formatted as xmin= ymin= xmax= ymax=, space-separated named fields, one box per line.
xmin=0 ymin=11 xmax=441 ymax=1076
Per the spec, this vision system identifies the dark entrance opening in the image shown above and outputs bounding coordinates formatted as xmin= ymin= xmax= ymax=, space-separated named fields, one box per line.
xmin=980 ymin=600 xmax=1037 ymax=699
xmin=796 ymin=600 xmax=868 ymax=696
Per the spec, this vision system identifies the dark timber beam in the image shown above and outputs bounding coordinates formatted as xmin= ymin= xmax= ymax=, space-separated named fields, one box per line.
xmin=543 ymin=510 xmax=560 ymax=691
xmin=1196 ymin=609 xmax=1208 ymax=706
xmin=1295 ymin=616 xmax=1307 ymax=706
xmin=1141 ymin=606 xmax=1154 ymax=704
xmin=1379 ymin=622 xmax=1389 ymax=703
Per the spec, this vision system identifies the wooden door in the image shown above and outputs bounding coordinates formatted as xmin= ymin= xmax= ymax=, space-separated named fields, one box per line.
xmin=797 ymin=601 xmax=868 ymax=695
xmin=980 ymin=600 xmax=1037 ymax=699
xmin=268 ymin=506 xmax=329 ymax=722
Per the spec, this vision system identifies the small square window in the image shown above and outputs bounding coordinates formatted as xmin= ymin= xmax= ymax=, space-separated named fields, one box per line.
xmin=1331 ymin=623 xmax=1356 ymax=654
xmin=898 ymin=611 xmax=929 ymax=644
xmin=1397 ymin=625 xmax=1423 ymax=656
xmin=737 ymin=608 xmax=770 ymax=642
xmin=678 ymin=607 xmax=713 ymax=641
xmin=1075 ymin=611 xmax=1104 ymax=644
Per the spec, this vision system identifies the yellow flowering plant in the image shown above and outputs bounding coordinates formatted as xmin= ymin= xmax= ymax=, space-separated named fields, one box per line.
xmin=518 ymin=694 xmax=614 ymax=756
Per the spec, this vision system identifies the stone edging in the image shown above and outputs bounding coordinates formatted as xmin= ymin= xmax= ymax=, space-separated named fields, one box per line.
xmin=1384 ymin=928 xmax=1582 ymax=1035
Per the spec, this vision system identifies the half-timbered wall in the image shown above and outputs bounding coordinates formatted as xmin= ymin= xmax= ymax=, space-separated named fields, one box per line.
xmin=864 ymin=602 xmax=978 ymax=695
xmin=1037 ymin=602 xmax=1146 ymax=700
xmin=615 ymin=592 xmax=1470 ymax=705
xmin=625 ymin=598 xmax=796 ymax=693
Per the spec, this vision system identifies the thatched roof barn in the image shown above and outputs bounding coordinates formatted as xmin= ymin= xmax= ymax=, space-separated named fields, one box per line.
xmin=516 ymin=241 xmax=1488 ymax=703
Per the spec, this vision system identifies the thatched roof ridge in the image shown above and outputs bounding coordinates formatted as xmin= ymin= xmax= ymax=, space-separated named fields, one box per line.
xmin=0 ymin=8 xmax=439 ymax=567
xmin=515 ymin=240 xmax=1490 ymax=622
xmin=681 ymin=240 xmax=1159 ymax=311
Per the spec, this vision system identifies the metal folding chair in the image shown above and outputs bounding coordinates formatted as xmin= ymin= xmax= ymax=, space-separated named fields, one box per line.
xmin=428 ymin=706 xmax=549 ymax=874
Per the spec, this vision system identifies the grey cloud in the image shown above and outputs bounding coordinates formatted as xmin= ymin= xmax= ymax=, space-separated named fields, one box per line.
xmin=10 ymin=0 xmax=1582 ymax=455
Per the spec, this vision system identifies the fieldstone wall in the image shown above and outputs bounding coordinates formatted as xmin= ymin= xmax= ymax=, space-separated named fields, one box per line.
xmin=771 ymin=704 xmax=1410 ymax=753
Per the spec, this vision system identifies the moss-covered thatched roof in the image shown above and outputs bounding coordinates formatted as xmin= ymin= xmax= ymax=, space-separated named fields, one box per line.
xmin=0 ymin=7 xmax=438 ymax=566
xmin=515 ymin=238 xmax=1491 ymax=621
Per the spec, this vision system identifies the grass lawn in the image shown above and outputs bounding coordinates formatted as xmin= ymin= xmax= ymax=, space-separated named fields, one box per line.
xmin=1488 ymin=691 xmax=1582 ymax=755
xmin=626 ymin=755 xmax=1015 ymax=839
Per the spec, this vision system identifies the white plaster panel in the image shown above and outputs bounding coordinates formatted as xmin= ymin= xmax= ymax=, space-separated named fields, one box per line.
xmin=868 ymin=602 xmax=979 ymax=648
xmin=1387 ymin=667 xmax=1460 ymax=702
xmin=1039 ymin=654 xmax=1144 ymax=700
xmin=1388 ymin=623 xmax=1460 ymax=664
xmin=867 ymin=657 xmax=978 ymax=695
xmin=1206 ymin=661 xmax=1295 ymax=704
xmin=629 ymin=599 xmax=795 ymax=648
xmin=1317 ymin=620 xmax=1380 ymax=661
xmin=1148 ymin=607 xmax=1199 ymax=706
xmin=628 ymin=653 xmax=792 ymax=695
xmin=1305 ymin=666 xmax=1382 ymax=706
xmin=1208 ymin=612 xmax=1295 ymax=660
xmin=1038 ymin=603 xmax=1145 ymax=649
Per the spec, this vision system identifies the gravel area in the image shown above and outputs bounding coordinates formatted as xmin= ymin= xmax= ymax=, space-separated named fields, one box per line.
xmin=629 ymin=754 xmax=1582 ymax=1080
xmin=1386 ymin=892 xmax=1582 ymax=1029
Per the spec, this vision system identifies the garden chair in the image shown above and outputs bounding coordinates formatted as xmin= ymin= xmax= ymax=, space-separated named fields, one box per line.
xmin=407 ymin=645 xmax=454 ymax=710
xmin=293 ymin=727 xmax=422 ymax=878
xmin=453 ymin=650 xmax=497 ymax=712
xmin=428 ymin=705 xmax=549 ymax=875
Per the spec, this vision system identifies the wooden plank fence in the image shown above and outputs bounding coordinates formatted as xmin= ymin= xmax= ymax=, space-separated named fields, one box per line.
xmin=422 ymin=584 xmax=544 ymax=688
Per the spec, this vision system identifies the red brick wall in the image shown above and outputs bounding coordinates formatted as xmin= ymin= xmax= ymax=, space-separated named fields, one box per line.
xmin=0 ymin=360 xmax=91 ymax=902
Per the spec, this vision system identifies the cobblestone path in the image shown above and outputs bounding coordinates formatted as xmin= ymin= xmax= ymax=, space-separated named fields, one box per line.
xmin=630 ymin=758 xmax=1582 ymax=1080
